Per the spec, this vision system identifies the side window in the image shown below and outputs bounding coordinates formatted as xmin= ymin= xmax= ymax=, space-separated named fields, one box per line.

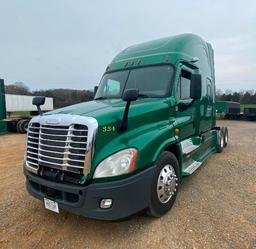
xmin=178 ymin=70 xmax=192 ymax=100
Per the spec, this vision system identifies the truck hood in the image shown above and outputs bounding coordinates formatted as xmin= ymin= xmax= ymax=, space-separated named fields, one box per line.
xmin=49 ymin=98 xmax=170 ymax=127
xmin=49 ymin=99 xmax=124 ymax=118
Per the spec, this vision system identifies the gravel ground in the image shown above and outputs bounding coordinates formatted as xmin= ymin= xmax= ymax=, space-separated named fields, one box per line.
xmin=0 ymin=120 xmax=255 ymax=249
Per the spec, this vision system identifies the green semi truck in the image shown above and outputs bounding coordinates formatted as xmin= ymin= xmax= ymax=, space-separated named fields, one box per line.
xmin=24 ymin=34 xmax=228 ymax=220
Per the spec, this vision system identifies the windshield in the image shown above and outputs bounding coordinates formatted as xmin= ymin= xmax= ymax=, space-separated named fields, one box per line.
xmin=94 ymin=65 xmax=174 ymax=99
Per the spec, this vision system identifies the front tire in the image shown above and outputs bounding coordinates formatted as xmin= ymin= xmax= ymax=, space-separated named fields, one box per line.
xmin=17 ymin=119 xmax=29 ymax=133
xmin=147 ymin=151 xmax=180 ymax=217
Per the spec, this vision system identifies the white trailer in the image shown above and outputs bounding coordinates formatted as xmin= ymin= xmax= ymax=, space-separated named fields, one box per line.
xmin=5 ymin=94 xmax=53 ymax=112
xmin=4 ymin=94 xmax=54 ymax=133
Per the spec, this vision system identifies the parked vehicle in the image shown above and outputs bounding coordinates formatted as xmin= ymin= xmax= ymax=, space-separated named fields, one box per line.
xmin=244 ymin=107 xmax=256 ymax=121
xmin=216 ymin=101 xmax=242 ymax=119
xmin=216 ymin=100 xmax=256 ymax=121
xmin=24 ymin=34 xmax=228 ymax=220
xmin=0 ymin=79 xmax=53 ymax=133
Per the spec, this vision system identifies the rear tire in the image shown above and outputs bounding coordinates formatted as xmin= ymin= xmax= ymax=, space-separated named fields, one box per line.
xmin=147 ymin=151 xmax=180 ymax=217
xmin=217 ymin=129 xmax=224 ymax=153
xmin=223 ymin=127 xmax=228 ymax=147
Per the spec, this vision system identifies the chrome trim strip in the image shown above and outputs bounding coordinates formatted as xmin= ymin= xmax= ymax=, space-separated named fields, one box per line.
xmin=41 ymin=127 xmax=87 ymax=132
xmin=28 ymin=131 xmax=39 ymax=135
xmin=38 ymin=158 xmax=84 ymax=169
xmin=38 ymin=153 xmax=85 ymax=163
xmin=38 ymin=148 xmax=85 ymax=156
xmin=27 ymin=150 xmax=39 ymax=156
xmin=26 ymin=160 xmax=38 ymax=166
xmin=40 ymin=137 xmax=87 ymax=144
xmin=39 ymin=142 xmax=87 ymax=150
xmin=28 ymin=136 xmax=39 ymax=140
xmin=27 ymin=141 xmax=39 ymax=145
xmin=25 ymin=161 xmax=39 ymax=174
xmin=40 ymin=132 xmax=87 ymax=138
xmin=27 ymin=155 xmax=38 ymax=161
xmin=27 ymin=146 xmax=38 ymax=150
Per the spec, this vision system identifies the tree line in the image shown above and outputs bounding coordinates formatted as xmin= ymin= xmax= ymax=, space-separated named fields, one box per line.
xmin=5 ymin=82 xmax=94 ymax=108
xmin=4 ymin=82 xmax=256 ymax=107
xmin=216 ymin=89 xmax=256 ymax=104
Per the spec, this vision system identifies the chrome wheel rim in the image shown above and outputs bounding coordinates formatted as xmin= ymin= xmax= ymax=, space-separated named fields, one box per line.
xmin=24 ymin=124 xmax=28 ymax=132
xmin=225 ymin=133 xmax=228 ymax=144
xmin=157 ymin=164 xmax=178 ymax=203
xmin=220 ymin=134 xmax=224 ymax=148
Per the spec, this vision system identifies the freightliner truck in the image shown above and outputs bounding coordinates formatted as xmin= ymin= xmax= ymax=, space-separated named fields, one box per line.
xmin=24 ymin=34 xmax=228 ymax=220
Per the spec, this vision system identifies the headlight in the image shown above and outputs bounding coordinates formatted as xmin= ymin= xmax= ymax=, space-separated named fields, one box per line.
xmin=93 ymin=148 xmax=138 ymax=179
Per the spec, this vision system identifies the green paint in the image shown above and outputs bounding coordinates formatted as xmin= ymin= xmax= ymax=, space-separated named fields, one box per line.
xmin=0 ymin=79 xmax=7 ymax=134
xmin=0 ymin=120 xmax=7 ymax=134
xmin=0 ymin=79 xmax=6 ymax=119
xmin=216 ymin=101 xmax=228 ymax=114
xmin=240 ymin=104 xmax=256 ymax=112
xmin=49 ymin=34 xmax=218 ymax=182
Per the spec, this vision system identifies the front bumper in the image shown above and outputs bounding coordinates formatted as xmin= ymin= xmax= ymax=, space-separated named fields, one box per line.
xmin=24 ymin=166 xmax=155 ymax=220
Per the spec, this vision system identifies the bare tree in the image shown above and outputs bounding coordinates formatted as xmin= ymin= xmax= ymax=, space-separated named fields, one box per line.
xmin=5 ymin=82 xmax=31 ymax=95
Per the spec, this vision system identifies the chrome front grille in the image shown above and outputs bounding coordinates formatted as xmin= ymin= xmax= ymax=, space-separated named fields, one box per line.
xmin=25 ymin=114 xmax=98 ymax=177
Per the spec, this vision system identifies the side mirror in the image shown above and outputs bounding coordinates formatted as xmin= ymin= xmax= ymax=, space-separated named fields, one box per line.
xmin=32 ymin=96 xmax=45 ymax=106
xmin=190 ymin=74 xmax=202 ymax=99
xmin=122 ymin=89 xmax=139 ymax=102
xmin=94 ymin=86 xmax=98 ymax=96
xmin=32 ymin=96 xmax=45 ymax=115
xmin=119 ymin=89 xmax=139 ymax=133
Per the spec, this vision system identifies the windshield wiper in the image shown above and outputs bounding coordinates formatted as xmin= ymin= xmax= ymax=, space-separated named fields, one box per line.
xmin=95 ymin=94 xmax=150 ymax=100
xmin=138 ymin=93 xmax=150 ymax=98
xmin=94 ymin=97 xmax=108 ymax=100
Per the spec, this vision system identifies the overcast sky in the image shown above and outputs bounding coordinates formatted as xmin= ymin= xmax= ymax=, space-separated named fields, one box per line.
xmin=0 ymin=0 xmax=255 ymax=91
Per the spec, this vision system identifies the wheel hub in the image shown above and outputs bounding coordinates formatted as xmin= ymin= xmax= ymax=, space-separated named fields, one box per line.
xmin=157 ymin=164 xmax=178 ymax=203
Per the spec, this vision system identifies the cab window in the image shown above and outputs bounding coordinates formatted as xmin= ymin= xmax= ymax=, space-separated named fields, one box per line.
xmin=178 ymin=70 xmax=192 ymax=100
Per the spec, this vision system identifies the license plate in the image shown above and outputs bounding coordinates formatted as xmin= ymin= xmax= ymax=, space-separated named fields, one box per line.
xmin=44 ymin=198 xmax=59 ymax=213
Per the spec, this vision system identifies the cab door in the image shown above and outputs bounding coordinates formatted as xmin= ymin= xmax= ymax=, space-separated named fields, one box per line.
xmin=175 ymin=65 xmax=197 ymax=140
xmin=200 ymin=77 xmax=214 ymax=132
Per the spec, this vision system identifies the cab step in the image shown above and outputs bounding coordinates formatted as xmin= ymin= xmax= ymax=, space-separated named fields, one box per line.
xmin=183 ymin=160 xmax=202 ymax=175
